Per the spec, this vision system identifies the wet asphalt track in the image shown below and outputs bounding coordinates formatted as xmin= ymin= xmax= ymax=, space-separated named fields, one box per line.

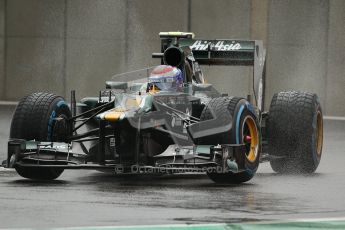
xmin=0 ymin=105 xmax=345 ymax=228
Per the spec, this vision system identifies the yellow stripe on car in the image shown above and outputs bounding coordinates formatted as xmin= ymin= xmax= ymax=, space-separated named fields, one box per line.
xmin=103 ymin=108 xmax=125 ymax=122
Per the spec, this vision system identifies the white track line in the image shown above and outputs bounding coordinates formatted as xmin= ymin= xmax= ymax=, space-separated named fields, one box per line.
xmin=324 ymin=116 xmax=345 ymax=121
xmin=252 ymin=217 xmax=345 ymax=224
xmin=43 ymin=218 xmax=345 ymax=230
xmin=291 ymin=217 xmax=345 ymax=222
xmin=0 ymin=167 xmax=15 ymax=172
xmin=0 ymin=101 xmax=18 ymax=106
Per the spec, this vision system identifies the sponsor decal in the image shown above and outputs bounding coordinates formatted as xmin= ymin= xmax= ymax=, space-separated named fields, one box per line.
xmin=40 ymin=144 xmax=68 ymax=150
xmin=128 ymin=164 xmax=224 ymax=174
xmin=190 ymin=40 xmax=241 ymax=51
xmin=109 ymin=137 xmax=116 ymax=147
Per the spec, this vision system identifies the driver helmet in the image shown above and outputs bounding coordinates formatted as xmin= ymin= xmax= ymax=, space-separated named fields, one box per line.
xmin=148 ymin=65 xmax=183 ymax=92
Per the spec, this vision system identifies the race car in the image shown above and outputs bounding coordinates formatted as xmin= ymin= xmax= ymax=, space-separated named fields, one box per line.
xmin=5 ymin=32 xmax=323 ymax=183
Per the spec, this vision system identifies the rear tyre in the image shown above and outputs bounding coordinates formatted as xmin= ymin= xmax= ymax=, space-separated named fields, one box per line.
xmin=267 ymin=91 xmax=323 ymax=173
xmin=200 ymin=97 xmax=261 ymax=184
xmin=10 ymin=92 xmax=72 ymax=180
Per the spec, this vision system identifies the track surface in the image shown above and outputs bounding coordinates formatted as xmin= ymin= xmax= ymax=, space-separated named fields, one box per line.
xmin=0 ymin=105 xmax=345 ymax=228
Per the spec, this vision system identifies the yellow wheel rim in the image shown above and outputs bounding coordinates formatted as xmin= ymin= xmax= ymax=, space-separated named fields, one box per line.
xmin=316 ymin=110 xmax=323 ymax=156
xmin=242 ymin=116 xmax=259 ymax=162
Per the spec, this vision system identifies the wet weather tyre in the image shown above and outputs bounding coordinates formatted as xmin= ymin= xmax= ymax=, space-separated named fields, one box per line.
xmin=267 ymin=91 xmax=323 ymax=174
xmin=10 ymin=92 xmax=72 ymax=180
xmin=200 ymin=97 xmax=261 ymax=184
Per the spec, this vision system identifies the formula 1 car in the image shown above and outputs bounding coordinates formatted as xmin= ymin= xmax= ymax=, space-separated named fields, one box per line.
xmin=5 ymin=32 xmax=323 ymax=183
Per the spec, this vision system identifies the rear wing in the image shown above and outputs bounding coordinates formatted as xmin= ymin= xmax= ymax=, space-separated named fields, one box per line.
xmin=158 ymin=33 xmax=266 ymax=111
xmin=180 ymin=39 xmax=261 ymax=66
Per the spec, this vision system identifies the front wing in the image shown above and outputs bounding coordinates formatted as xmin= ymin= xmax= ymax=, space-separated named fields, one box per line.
xmin=7 ymin=139 xmax=248 ymax=175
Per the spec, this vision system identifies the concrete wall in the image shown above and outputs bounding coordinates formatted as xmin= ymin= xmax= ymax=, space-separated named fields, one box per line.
xmin=191 ymin=0 xmax=252 ymax=99
xmin=326 ymin=0 xmax=345 ymax=116
xmin=0 ymin=0 xmax=4 ymax=100
xmin=127 ymin=0 xmax=188 ymax=70
xmin=66 ymin=0 xmax=127 ymax=99
xmin=266 ymin=0 xmax=329 ymax=111
xmin=0 ymin=0 xmax=344 ymax=116
xmin=5 ymin=0 xmax=65 ymax=99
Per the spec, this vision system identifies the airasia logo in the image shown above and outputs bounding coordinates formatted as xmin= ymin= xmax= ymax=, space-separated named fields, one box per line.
xmin=190 ymin=40 xmax=241 ymax=51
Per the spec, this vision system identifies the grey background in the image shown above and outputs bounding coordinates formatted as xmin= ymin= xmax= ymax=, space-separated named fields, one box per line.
xmin=0 ymin=0 xmax=344 ymax=116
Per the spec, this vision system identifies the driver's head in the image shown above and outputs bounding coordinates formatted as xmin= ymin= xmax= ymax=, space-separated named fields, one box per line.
xmin=148 ymin=65 xmax=183 ymax=92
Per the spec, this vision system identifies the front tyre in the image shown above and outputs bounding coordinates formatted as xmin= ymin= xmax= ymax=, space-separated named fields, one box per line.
xmin=10 ymin=92 xmax=72 ymax=180
xmin=267 ymin=91 xmax=323 ymax=173
xmin=200 ymin=97 xmax=261 ymax=184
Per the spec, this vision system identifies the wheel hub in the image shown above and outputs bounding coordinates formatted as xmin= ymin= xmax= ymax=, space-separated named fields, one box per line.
xmin=242 ymin=116 xmax=259 ymax=162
